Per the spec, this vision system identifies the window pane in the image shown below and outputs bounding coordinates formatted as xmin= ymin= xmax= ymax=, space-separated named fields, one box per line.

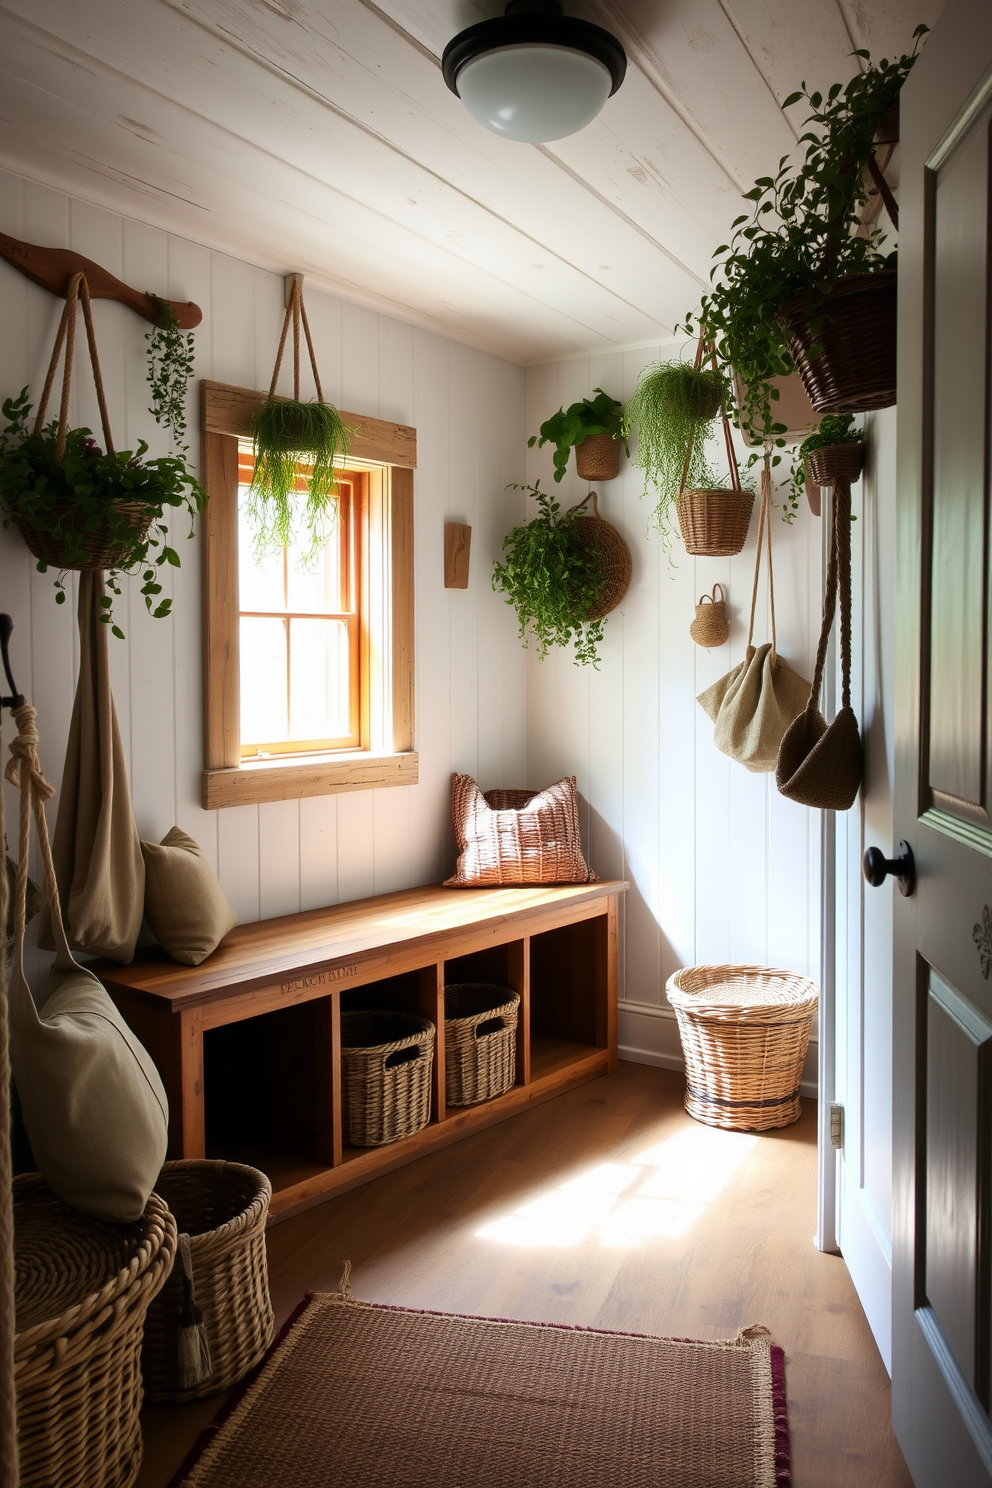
xmin=286 ymin=503 xmax=345 ymax=614
xmin=289 ymin=619 xmax=351 ymax=741
xmin=241 ymin=616 xmax=288 ymax=747
xmin=238 ymin=489 xmax=285 ymax=611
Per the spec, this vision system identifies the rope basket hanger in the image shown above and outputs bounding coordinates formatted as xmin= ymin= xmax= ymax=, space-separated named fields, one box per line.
xmin=676 ymin=333 xmax=753 ymax=557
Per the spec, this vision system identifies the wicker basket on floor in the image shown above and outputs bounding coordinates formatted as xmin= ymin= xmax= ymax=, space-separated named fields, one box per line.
xmin=666 ymin=965 xmax=818 ymax=1131
xmin=341 ymin=1010 xmax=435 ymax=1146
xmin=13 ymin=1173 xmax=176 ymax=1488
xmin=142 ymin=1160 xmax=274 ymax=1403
xmin=445 ymin=983 xmax=520 ymax=1106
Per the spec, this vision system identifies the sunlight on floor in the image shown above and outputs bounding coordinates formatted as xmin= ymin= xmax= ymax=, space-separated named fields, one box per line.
xmin=476 ymin=1127 xmax=759 ymax=1249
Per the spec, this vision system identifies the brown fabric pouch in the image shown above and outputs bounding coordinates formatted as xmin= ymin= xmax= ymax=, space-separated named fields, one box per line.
xmin=776 ymin=476 xmax=862 ymax=810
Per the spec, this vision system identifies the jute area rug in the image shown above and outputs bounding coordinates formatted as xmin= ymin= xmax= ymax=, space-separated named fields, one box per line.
xmin=172 ymin=1278 xmax=791 ymax=1488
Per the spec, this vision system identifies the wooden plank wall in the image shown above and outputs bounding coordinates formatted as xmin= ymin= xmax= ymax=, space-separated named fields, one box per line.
xmin=0 ymin=166 xmax=528 ymax=990
xmin=524 ymin=352 xmax=824 ymax=1085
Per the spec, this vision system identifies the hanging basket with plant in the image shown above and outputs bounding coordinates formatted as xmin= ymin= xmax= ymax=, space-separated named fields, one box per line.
xmin=622 ymin=356 xmax=727 ymax=544
xmin=682 ymin=29 xmax=926 ymax=448
xmin=0 ymin=272 xmax=204 ymax=637
xmin=247 ymin=277 xmax=350 ymax=563
xmin=493 ymin=481 xmax=630 ymax=667
xmin=528 ymin=389 xmax=627 ymax=483
xmin=791 ymin=414 xmax=866 ymax=514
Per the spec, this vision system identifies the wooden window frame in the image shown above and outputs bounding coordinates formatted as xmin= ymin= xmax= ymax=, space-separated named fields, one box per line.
xmin=200 ymin=380 xmax=417 ymax=809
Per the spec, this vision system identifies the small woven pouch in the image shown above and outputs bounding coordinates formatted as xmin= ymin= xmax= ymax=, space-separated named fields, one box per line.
xmin=689 ymin=584 xmax=730 ymax=648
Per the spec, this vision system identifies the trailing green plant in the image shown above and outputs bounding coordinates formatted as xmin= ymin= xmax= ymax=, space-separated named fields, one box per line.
xmin=246 ymin=398 xmax=350 ymax=564
xmin=493 ymin=481 xmax=608 ymax=667
xmin=788 ymin=413 xmax=864 ymax=509
xmin=0 ymin=387 xmax=205 ymax=637
xmin=621 ymin=360 xmax=727 ymax=541
xmin=682 ymin=28 xmax=927 ymax=448
xmin=528 ymin=388 xmax=627 ymax=483
xmin=145 ymin=292 xmax=196 ymax=462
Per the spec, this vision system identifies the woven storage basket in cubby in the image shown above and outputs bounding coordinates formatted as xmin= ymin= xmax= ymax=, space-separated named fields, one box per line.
xmin=666 ymin=965 xmax=818 ymax=1131
xmin=445 ymin=983 xmax=520 ymax=1106
xmin=341 ymin=1010 xmax=435 ymax=1146
xmin=13 ymin=1174 xmax=176 ymax=1488
xmin=142 ymin=1160 xmax=274 ymax=1403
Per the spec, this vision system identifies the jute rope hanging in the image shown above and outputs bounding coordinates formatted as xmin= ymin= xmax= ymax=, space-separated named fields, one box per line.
xmin=267 ymin=276 xmax=324 ymax=404
xmin=676 ymin=333 xmax=753 ymax=558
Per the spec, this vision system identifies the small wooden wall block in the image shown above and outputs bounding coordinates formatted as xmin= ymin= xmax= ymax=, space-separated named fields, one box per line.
xmin=444 ymin=523 xmax=471 ymax=588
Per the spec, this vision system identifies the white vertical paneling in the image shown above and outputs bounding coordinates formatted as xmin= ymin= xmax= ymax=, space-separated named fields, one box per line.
xmin=526 ymin=345 xmax=823 ymax=1084
xmin=0 ymin=165 xmax=527 ymax=982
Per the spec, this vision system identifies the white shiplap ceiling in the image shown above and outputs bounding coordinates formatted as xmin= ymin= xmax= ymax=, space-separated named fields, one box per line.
xmin=0 ymin=0 xmax=944 ymax=363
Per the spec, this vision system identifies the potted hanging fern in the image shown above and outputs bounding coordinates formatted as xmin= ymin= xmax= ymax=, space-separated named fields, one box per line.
xmin=247 ymin=279 xmax=350 ymax=563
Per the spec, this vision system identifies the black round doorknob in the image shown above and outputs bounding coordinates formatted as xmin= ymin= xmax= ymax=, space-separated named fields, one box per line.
xmin=863 ymin=840 xmax=915 ymax=896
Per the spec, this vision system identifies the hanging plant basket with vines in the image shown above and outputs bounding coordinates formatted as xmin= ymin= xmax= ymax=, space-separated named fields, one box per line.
xmin=0 ymin=274 xmax=204 ymax=637
xmin=622 ymin=360 xmax=728 ymax=540
xmin=247 ymin=279 xmax=351 ymax=564
xmin=493 ymin=482 xmax=629 ymax=667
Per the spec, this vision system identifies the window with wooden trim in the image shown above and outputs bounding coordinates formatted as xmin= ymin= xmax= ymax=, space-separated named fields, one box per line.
xmin=200 ymin=381 xmax=417 ymax=810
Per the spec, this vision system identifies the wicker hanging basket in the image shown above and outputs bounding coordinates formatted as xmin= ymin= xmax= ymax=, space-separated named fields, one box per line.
xmin=13 ymin=501 xmax=155 ymax=573
xmin=689 ymin=583 xmax=730 ymax=648
xmin=804 ymin=442 xmax=866 ymax=487
xmin=677 ymin=489 xmax=754 ymax=557
xmin=445 ymin=984 xmax=520 ymax=1106
xmin=13 ymin=1173 xmax=176 ymax=1488
xmin=777 ymin=270 xmax=897 ymax=415
xmin=142 ymin=1160 xmax=274 ymax=1403
xmin=341 ymin=1010 xmax=435 ymax=1146
xmin=574 ymin=433 xmax=621 ymax=482
xmin=666 ymin=965 xmax=819 ymax=1132
xmin=568 ymin=491 xmax=631 ymax=617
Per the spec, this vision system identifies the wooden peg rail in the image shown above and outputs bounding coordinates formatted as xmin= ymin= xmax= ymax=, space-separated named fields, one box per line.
xmin=0 ymin=233 xmax=202 ymax=328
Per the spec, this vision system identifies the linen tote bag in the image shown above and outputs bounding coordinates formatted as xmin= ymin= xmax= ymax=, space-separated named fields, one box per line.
xmin=697 ymin=462 xmax=810 ymax=773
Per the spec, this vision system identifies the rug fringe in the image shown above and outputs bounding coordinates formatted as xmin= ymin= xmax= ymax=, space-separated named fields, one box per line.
xmin=331 ymin=1260 xmax=353 ymax=1302
xmin=737 ymin=1324 xmax=772 ymax=1343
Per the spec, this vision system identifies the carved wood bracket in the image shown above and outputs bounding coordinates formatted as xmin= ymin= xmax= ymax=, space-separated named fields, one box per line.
xmin=0 ymin=233 xmax=202 ymax=328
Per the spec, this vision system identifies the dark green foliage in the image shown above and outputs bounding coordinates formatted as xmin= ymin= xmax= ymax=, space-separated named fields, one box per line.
xmin=621 ymin=361 xmax=727 ymax=541
xmin=0 ymin=388 xmax=205 ymax=637
xmin=145 ymin=292 xmax=196 ymax=461
xmin=788 ymin=413 xmax=864 ymax=508
xmin=682 ymin=28 xmax=927 ymax=450
xmin=528 ymin=389 xmax=627 ymax=483
xmin=493 ymin=482 xmax=607 ymax=667
xmin=247 ymin=398 xmax=350 ymax=563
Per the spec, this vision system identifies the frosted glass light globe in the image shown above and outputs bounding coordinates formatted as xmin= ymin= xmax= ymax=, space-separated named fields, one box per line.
xmin=456 ymin=44 xmax=613 ymax=143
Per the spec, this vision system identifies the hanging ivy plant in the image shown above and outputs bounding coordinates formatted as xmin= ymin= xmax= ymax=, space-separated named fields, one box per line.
xmin=246 ymin=398 xmax=351 ymax=564
xmin=788 ymin=413 xmax=864 ymax=508
xmin=493 ymin=481 xmax=607 ymax=667
xmin=145 ymin=292 xmax=196 ymax=462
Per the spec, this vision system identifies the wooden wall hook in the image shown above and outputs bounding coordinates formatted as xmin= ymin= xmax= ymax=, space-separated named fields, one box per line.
xmin=444 ymin=523 xmax=471 ymax=588
xmin=0 ymin=233 xmax=203 ymax=328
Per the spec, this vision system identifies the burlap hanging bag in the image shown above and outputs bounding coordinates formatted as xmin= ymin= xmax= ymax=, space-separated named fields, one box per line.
xmin=697 ymin=465 xmax=811 ymax=773
xmin=776 ymin=478 xmax=862 ymax=809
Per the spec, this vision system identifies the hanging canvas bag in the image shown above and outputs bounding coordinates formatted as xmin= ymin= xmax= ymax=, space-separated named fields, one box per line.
xmin=776 ymin=474 xmax=862 ymax=809
xmin=5 ymin=702 xmax=168 ymax=1223
xmin=697 ymin=462 xmax=811 ymax=773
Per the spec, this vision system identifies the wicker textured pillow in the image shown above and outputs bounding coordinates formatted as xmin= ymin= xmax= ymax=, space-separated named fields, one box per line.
xmin=142 ymin=826 xmax=237 ymax=966
xmin=445 ymin=773 xmax=598 ymax=888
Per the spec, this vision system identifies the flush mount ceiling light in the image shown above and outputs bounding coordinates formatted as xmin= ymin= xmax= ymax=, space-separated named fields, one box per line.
xmin=442 ymin=0 xmax=627 ymax=144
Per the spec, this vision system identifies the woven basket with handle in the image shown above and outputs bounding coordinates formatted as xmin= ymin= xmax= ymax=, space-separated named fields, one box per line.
xmin=341 ymin=1010 xmax=435 ymax=1146
xmin=666 ymin=965 xmax=818 ymax=1131
xmin=804 ymin=442 xmax=866 ymax=487
xmin=445 ymin=983 xmax=519 ymax=1106
xmin=142 ymin=1160 xmax=274 ymax=1403
xmin=676 ymin=334 xmax=752 ymax=556
xmin=777 ymin=269 xmax=897 ymax=415
xmin=13 ymin=1174 xmax=176 ymax=1488
xmin=568 ymin=491 xmax=631 ymax=617
xmin=574 ymin=432 xmax=621 ymax=481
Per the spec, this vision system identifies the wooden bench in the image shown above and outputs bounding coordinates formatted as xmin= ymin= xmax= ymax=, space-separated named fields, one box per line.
xmin=98 ymin=879 xmax=626 ymax=1221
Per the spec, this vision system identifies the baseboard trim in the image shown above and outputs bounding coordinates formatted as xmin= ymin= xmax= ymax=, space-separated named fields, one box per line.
xmin=618 ymin=1000 xmax=818 ymax=1099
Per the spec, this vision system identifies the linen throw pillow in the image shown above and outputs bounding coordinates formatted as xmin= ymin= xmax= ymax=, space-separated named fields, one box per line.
xmin=142 ymin=826 xmax=237 ymax=965
xmin=445 ymin=773 xmax=598 ymax=887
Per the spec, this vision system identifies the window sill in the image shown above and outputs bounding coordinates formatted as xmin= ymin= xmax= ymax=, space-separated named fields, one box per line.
xmin=202 ymin=750 xmax=419 ymax=809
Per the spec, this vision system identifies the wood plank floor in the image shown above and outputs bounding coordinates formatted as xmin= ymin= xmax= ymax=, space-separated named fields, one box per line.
xmin=137 ymin=1061 xmax=914 ymax=1488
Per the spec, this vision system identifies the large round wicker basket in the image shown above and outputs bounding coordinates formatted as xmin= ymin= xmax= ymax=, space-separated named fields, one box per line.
xmin=777 ymin=270 xmax=897 ymax=415
xmin=341 ymin=1010 xmax=435 ymax=1146
xmin=677 ymin=489 xmax=754 ymax=557
xmin=445 ymin=983 xmax=520 ymax=1106
xmin=666 ymin=965 xmax=819 ymax=1132
xmin=13 ymin=1173 xmax=177 ymax=1488
xmin=804 ymin=442 xmax=866 ymax=487
xmin=13 ymin=500 xmax=155 ymax=572
xmin=574 ymin=433 xmax=620 ymax=481
xmin=142 ymin=1160 xmax=274 ymax=1403
xmin=571 ymin=507 xmax=632 ymax=618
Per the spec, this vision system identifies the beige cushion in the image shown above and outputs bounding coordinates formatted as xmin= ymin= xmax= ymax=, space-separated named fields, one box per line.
xmin=142 ymin=826 xmax=237 ymax=966
xmin=445 ymin=773 xmax=598 ymax=887
xmin=11 ymin=962 xmax=169 ymax=1223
